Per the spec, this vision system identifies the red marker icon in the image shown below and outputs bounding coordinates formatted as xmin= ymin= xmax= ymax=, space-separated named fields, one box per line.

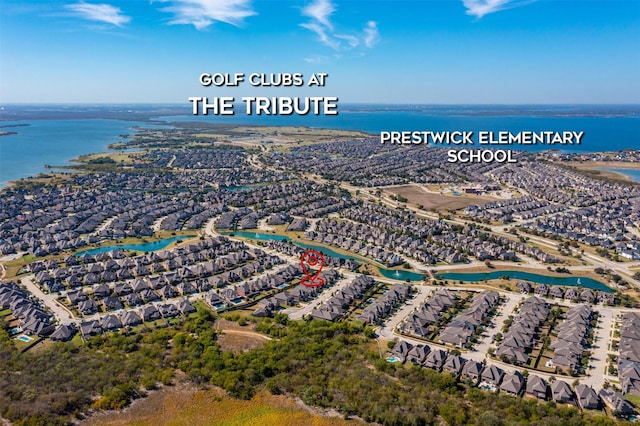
xmin=300 ymin=249 xmax=325 ymax=288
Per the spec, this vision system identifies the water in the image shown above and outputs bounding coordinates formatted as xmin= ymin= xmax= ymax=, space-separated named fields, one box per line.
xmin=600 ymin=168 xmax=640 ymax=182
xmin=155 ymin=107 xmax=640 ymax=154
xmin=228 ymin=231 xmax=612 ymax=290
xmin=0 ymin=119 xmax=169 ymax=186
xmin=223 ymin=231 xmax=290 ymax=242
xmin=439 ymin=270 xmax=613 ymax=292
xmin=1 ymin=105 xmax=638 ymax=186
xmin=378 ymin=268 xmax=427 ymax=282
xmin=228 ymin=230 xmax=365 ymax=261
xmin=224 ymin=185 xmax=254 ymax=192
xmin=75 ymin=235 xmax=195 ymax=256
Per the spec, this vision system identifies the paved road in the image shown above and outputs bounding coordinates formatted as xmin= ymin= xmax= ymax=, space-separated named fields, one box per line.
xmin=376 ymin=284 xmax=433 ymax=341
xmin=474 ymin=291 xmax=522 ymax=356
xmin=584 ymin=305 xmax=617 ymax=390
xmin=283 ymin=271 xmax=359 ymax=320
xmin=21 ymin=275 xmax=76 ymax=325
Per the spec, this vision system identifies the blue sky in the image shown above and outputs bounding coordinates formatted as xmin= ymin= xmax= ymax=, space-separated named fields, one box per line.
xmin=1 ymin=0 xmax=639 ymax=104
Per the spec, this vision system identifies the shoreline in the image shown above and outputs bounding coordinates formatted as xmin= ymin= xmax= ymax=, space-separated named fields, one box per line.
xmin=563 ymin=161 xmax=640 ymax=183
xmin=2 ymin=118 xmax=639 ymax=190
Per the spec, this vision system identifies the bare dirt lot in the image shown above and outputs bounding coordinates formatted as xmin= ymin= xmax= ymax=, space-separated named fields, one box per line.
xmin=215 ymin=319 xmax=271 ymax=353
xmin=385 ymin=185 xmax=496 ymax=210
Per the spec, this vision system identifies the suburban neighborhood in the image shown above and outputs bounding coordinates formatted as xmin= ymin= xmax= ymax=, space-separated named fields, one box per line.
xmin=2 ymin=126 xmax=640 ymax=424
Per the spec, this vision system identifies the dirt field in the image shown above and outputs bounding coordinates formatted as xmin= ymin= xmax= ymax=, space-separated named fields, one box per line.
xmin=385 ymin=185 xmax=496 ymax=211
xmin=214 ymin=319 xmax=272 ymax=353
xmin=84 ymin=385 xmax=362 ymax=426
xmin=217 ymin=330 xmax=271 ymax=353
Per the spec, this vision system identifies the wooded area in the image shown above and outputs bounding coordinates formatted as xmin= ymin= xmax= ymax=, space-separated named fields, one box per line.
xmin=0 ymin=309 xmax=620 ymax=425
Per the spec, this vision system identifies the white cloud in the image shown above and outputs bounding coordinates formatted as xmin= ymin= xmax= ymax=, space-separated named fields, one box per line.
xmin=363 ymin=21 xmax=378 ymax=48
xmin=156 ymin=0 xmax=256 ymax=30
xmin=463 ymin=0 xmax=530 ymax=18
xmin=335 ymin=34 xmax=359 ymax=48
xmin=301 ymin=0 xmax=335 ymax=30
xmin=304 ymin=54 xmax=331 ymax=63
xmin=300 ymin=0 xmax=378 ymax=51
xmin=301 ymin=22 xmax=340 ymax=50
xmin=65 ymin=2 xmax=130 ymax=27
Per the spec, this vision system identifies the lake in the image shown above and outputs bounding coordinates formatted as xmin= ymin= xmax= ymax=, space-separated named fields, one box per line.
xmin=75 ymin=236 xmax=195 ymax=256
xmin=601 ymin=168 xmax=640 ymax=183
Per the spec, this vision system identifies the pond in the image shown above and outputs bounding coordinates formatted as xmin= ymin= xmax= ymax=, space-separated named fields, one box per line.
xmin=224 ymin=231 xmax=613 ymax=291
xmin=229 ymin=231 xmax=369 ymax=262
xmin=222 ymin=185 xmax=256 ymax=192
xmin=438 ymin=270 xmax=613 ymax=292
xmin=76 ymin=235 xmax=196 ymax=256
xmin=378 ymin=268 xmax=427 ymax=282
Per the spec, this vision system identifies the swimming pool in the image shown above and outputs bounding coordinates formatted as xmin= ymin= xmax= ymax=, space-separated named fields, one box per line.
xmin=17 ymin=335 xmax=32 ymax=342
xmin=386 ymin=356 xmax=401 ymax=363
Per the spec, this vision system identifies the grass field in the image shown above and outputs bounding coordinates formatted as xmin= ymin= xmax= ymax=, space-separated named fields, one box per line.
xmin=85 ymin=386 xmax=363 ymax=426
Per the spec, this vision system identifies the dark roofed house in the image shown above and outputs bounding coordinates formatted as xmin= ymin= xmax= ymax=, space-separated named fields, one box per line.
xmin=159 ymin=304 xmax=180 ymax=318
xmin=253 ymin=305 xmax=272 ymax=318
xmin=67 ymin=290 xmax=88 ymax=305
xmin=575 ymin=384 xmax=600 ymax=410
xmin=22 ymin=317 xmax=55 ymax=337
xmin=525 ymin=374 xmax=547 ymax=400
xmin=310 ymin=308 xmax=341 ymax=321
xmin=443 ymin=355 xmax=466 ymax=375
xmin=123 ymin=292 xmax=142 ymax=307
xmin=159 ymin=285 xmax=179 ymax=300
xmin=80 ymin=320 xmax=102 ymax=338
xmin=499 ymin=371 xmax=524 ymax=396
xmin=406 ymin=344 xmax=430 ymax=365
xmin=177 ymin=299 xmax=196 ymax=315
xmin=619 ymin=360 xmax=640 ymax=396
xmin=103 ymin=296 xmax=123 ymax=311
xmin=93 ymin=284 xmax=111 ymax=299
xmin=141 ymin=305 xmax=161 ymax=322
xmin=78 ymin=299 xmax=98 ymax=315
xmin=551 ymin=380 xmax=575 ymax=404
xmin=534 ymin=284 xmax=548 ymax=296
xmin=205 ymin=292 xmax=225 ymax=309
xmin=516 ymin=281 xmax=531 ymax=294
xmin=423 ymin=349 xmax=447 ymax=370
xmin=564 ymin=288 xmax=580 ymax=302
xmin=481 ymin=365 xmax=504 ymax=386
xmin=461 ymin=361 xmax=484 ymax=383
xmin=549 ymin=286 xmax=564 ymax=299
xmin=599 ymin=389 xmax=635 ymax=418
xmin=139 ymin=288 xmax=160 ymax=303
xmin=102 ymin=314 xmax=123 ymax=331
xmin=114 ymin=282 xmax=132 ymax=296
xmin=50 ymin=323 xmax=77 ymax=342
xmin=391 ymin=340 xmax=413 ymax=363
xmin=121 ymin=310 xmax=142 ymax=327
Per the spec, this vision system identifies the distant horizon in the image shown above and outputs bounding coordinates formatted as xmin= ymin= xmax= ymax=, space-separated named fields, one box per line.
xmin=2 ymin=102 xmax=640 ymax=107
